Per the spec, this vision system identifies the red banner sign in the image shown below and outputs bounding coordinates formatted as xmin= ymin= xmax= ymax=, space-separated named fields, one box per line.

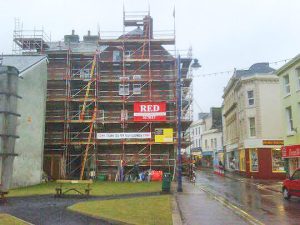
xmin=134 ymin=102 xmax=166 ymax=122
xmin=281 ymin=145 xmax=300 ymax=158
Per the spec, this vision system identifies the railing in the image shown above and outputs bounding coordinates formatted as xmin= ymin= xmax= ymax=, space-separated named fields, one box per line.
xmin=96 ymin=153 xmax=174 ymax=167
xmin=44 ymin=131 xmax=191 ymax=144
xmin=47 ymin=89 xmax=176 ymax=101
xmin=48 ymin=67 xmax=177 ymax=81
xmin=46 ymin=109 xmax=185 ymax=122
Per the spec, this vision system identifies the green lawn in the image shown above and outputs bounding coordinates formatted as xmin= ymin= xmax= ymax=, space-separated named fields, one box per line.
xmin=68 ymin=195 xmax=173 ymax=225
xmin=0 ymin=213 xmax=30 ymax=225
xmin=8 ymin=181 xmax=162 ymax=197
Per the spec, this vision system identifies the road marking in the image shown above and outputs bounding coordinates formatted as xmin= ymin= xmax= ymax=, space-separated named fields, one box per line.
xmin=197 ymin=184 xmax=265 ymax=225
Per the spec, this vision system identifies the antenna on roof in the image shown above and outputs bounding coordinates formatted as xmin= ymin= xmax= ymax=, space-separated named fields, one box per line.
xmin=148 ymin=0 xmax=150 ymax=15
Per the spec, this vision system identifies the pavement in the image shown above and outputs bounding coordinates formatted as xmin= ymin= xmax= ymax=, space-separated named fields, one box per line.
xmin=222 ymin=169 xmax=283 ymax=193
xmin=174 ymin=181 xmax=249 ymax=225
xmin=174 ymin=169 xmax=300 ymax=225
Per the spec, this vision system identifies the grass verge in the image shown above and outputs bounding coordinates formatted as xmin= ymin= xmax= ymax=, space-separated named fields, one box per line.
xmin=0 ymin=213 xmax=30 ymax=225
xmin=8 ymin=181 xmax=162 ymax=197
xmin=68 ymin=195 xmax=172 ymax=225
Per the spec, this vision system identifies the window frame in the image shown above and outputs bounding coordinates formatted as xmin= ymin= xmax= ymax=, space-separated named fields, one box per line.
xmin=247 ymin=90 xmax=255 ymax=106
xmin=296 ymin=67 xmax=300 ymax=91
xmin=286 ymin=106 xmax=294 ymax=133
xmin=249 ymin=148 xmax=259 ymax=172
xmin=119 ymin=84 xmax=130 ymax=96
xmin=239 ymin=149 xmax=246 ymax=171
xmin=283 ymin=74 xmax=290 ymax=95
xmin=271 ymin=148 xmax=285 ymax=173
xmin=132 ymin=83 xmax=142 ymax=95
xmin=113 ymin=50 xmax=121 ymax=62
xmin=249 ymin=117 xmax=256 ymax=137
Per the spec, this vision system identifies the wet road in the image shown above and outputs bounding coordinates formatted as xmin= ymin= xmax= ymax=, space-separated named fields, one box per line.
xmin=195 ymin=169 xmax=300 ymax=225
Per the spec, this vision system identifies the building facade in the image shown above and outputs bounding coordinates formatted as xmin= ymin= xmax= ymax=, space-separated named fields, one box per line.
xmin=201 ymin=108 xmax=223 ymax=168
xmin=14 ymin=12 xmax=193 ymax=180
xmin=1 ymin=55 xmax=48 ymax=188
xmin=276 ymin=54 xmax=300 ymax=175
xmin=186 ymin=113 xmax=208 ymax=154
xmin=223 ymin=63 xmax=285 ymax=179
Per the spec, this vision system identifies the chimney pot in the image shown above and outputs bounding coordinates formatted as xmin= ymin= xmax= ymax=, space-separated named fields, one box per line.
xmin=72 ymin=30 xmax=75 ymax=35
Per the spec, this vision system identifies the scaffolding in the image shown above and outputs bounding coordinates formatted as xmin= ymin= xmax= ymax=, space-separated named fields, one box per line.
xmin=13 ymin=18 xmax=50 ymax=54
xmin=14 ymin=10 xmax=193 ymax=180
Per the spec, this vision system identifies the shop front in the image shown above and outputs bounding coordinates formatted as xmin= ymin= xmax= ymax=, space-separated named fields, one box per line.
xmin=282 ymin=145 xmax=300 ymax=176
xmin=225 ymin=139 xmax=286 ymax=179
xmin=201 ymin=151 xmax=213 ymax=168
xmin=238 ymin=148 xmax=286 ymax=179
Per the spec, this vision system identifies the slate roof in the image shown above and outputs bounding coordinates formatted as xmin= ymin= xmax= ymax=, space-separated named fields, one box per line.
xmin=0 ymin=55 xmax=47 ymax=74
xmin=235 ymin=63 xmax=275 ymax=78
xmin=118 ymin=27 xmax=144 ymax=39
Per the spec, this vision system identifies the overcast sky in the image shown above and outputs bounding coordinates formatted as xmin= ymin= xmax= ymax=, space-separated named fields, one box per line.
xmin=1 ymin=0 xmax=300 ymax=118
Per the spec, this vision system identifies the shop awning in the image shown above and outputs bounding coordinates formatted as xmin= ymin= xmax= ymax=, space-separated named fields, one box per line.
xmin=202 ymin=151 xmax=213 ymax=156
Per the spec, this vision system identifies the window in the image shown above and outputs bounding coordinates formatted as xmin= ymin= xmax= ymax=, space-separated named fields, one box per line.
xmin=205 ymin=140 xmax=208 ymax=149
xmin=292 ymin=170 xmax=300 ymax=180
xmin=272 ymin=149 xmax=285 ymax=172
xmin=214 ymin=138 xmax=217 ymax=149
xmin=96 ymin=110 xmax=104 ymax=122
xmin=296 ymin=68 xmax=300 ymax=90
xmin=133 ymin=75 xmax=142 ymax=80
xmin=249 ymin=149 xmax=259 ymax=172
xmin=211 ymin=139 xmax=213 ymax=149
xmin=80 ymin=69 xmax=90 ymax=80
xmin=113 ymin=50 xmax=121 ymax=62
xmin=133 ymin=84 xmax=141 ymax=95
xmin=286 ymin=106 xmax=294 ymax=133
xmin=283 ymin=74 xmax=290 ymax=95
xmin=239 ymin=149 xmax=246 ymax=171
xmin=234 ymin=150 xmax=240 ymax=171
xmin=249 ymin=117 xmax=256 ymax=137
xmin=124 ymin=50 xmax=132 ymax=58
xmin=247 ymin=90 xmax=254 ymax=106
xmin=119 ymin=84 xmax=129 ymax=95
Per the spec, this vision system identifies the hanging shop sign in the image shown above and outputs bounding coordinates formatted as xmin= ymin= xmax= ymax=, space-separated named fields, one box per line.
xmin=263 ymin=140 xmax=284 ymax=145
xmin=154 ymin=128 xmax=173 ymax=143
xmin=134 ymin=102 xmax=166 ymax=122
xmin=281 ymin=145 xmax=300 ymax=158
xmin=97 ymin=132 xmax=151 ymax=140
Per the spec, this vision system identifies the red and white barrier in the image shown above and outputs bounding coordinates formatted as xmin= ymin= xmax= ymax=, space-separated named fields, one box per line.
xmin=214 ymin=165 xmax=225 ymax=177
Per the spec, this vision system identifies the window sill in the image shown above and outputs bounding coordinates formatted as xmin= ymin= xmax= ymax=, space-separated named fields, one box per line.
xmin=283 ymin=93 xmax=291 ymax=99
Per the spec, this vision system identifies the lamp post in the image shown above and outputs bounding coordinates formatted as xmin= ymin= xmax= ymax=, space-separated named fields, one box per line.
xmin=177 ymin=56 xmax=201 ymax=192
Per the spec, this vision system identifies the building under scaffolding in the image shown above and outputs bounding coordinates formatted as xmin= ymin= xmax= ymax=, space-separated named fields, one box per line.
xmin=14 ymin=11 xmax=193 ymax=180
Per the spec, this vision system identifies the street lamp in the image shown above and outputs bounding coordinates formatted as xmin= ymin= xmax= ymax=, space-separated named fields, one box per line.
xmin=177 ymin=56 xmax=201 ymax=192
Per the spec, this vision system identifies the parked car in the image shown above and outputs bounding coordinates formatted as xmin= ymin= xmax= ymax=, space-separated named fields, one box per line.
xmin=282 ymin=168 xmax=300 ymax=200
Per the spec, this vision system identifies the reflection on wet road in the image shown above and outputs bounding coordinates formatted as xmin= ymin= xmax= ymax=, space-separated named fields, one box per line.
xmin=196 ymin=170 xmax=300 ymax=225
